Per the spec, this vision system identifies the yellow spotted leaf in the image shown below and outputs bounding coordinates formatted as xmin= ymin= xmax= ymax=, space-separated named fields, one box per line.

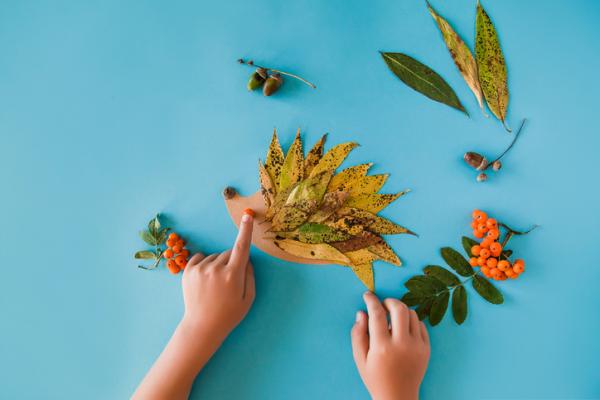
xmin=258 ymin=161 xmax=275 ymax=208
xmin=352 ymin=174 xmax=389 ymax=194
xmin=286 ymin=170 xmax=333 ymax=209
xmin=336 ymin=207 xmax=415 ymax=235
xmin=265 ymin=129 xmax=284 ymax=188
xmin=327 ymin=163 xmax=372 ymax=192
xmin=309 ymin=142 xmax=358 ymax=178
xmin=279 ymin=130 xmax=304 ymax=191
xmin=304 ymin=134 xmax=327 ymax=176
xmin=345 ymin=249 xmax=379 ymax=266
xmin=350 ymin=263 xmax=375 ymax=292
xmin=274 ymin=239 xmax=351 ymax=265
xmin=308 ymin=190 xmax=349 ymax=223
xmin=369 ymin=242 xmax=402 ymax=266
xmin=271 ymin=205 xmax=309 ymax=232
xmin=345 ymin=191 xmax=408 ymax=214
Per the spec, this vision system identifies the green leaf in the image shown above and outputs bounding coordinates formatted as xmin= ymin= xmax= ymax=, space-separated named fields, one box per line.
xmin=134 ymin=250 xmax=157 ymax=260
xmin=441 ymin=247 xmax=474 ymax=277
xmin=416 ymin=298 xmax=434 ymax=321
xmin=424 ymin=265 xmax=460 ymax=286
xmin=462 ymin=236 xmax=478 ymax=257
xmin=429 ymin=291 xmax=450 ymax=326
xmin=501 ymin=249 xmax=513 ymax=259
xmin=476 ymin=0 xmax=510 ymax=130
xmin=148 ymin=215 xmax=161 ymax=235
xmin=452 ymin=285 xmax=468 ymax=325
xmin=381 ymin=52 xmax=467 ymax=115
xmin=405 ymin=275 xmax=443 ymax=296
xmin=401 ymin=292 xmax=423 ymax=307
xmin=279 ymin=130 xmax=304 ymax=192
xmin=297 ymin=223 xmax=350 ymax=244
xmin=472 ymin=275 xmax=504 ymax=304
xmin=139 ymin=230 xmax=158 ymax=246
xmin=156 ymin=227 xmax=170 ymax=245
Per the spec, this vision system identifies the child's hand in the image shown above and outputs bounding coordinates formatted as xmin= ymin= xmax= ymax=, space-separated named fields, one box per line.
xmin=180 ymin=211 xmax=256 ymax=346
xmin=351 ymin=292 xmax=430 ymax=400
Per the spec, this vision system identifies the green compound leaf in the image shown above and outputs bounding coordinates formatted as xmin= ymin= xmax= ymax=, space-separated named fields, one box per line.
xmin=139 ymin=230 xmax=158 ymax=246
xmin=424 ymin=265 xmax=460 ymax=286
xmin=416 ymin=297 xmax=434 ymax=321
xmin=405 ymin=275 xmax=442 ymax=296
xmin=429 ymin=291 xmax=450 ymax=326
xmin=472 ymin=274 xmax=504 ymax=304
xmin=381 ymin=52 xmax=467 ymax=115
xmin=401 ymin=292 xmax=424 ymax=307
xmin=475 ymin=0 xmax=510 ymax=131
xmin=441 ymin=247 xmax=474 ymax=277
xmin=452 ymin=285 xmax=468 ymax=324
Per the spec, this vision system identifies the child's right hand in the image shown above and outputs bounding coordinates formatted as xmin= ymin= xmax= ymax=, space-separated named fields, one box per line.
xmin=351 ymin=292 xmax=430 ymax=400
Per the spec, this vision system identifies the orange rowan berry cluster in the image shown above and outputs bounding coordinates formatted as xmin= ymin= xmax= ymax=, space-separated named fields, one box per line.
xmin=164 ymin=232 xmax=190 ymax=274
xmin=469 ymin=210 xmax=525 ymax=281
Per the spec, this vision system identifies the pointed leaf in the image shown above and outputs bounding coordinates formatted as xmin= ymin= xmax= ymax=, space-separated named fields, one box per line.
xmin=429 ymin=291 xmax=450 ymax=326
xmin=368 ymin=242 xmax=402 ymax=266
xmin=327 ymin=163 xmax=372 ymax=192
xmin=476 ymin=1 xmax=510 ymax=129
xmin=345 ymin=191 xmax=407 ymax=214
xmin=304 ymin=134 xmax=327 ymax=176
xmin=270 ymin=205 xmax=309 ymax=232
xmin=274 ymin=239 xmax=351 ymax=265
xmin=352 ymin=174 xmax=389 ymax=194
xmin=279 ymin=130 xmax=304 ymax=191
xmin=351 ymin=263 xmax=375 ymax=292
xmin=330 ymin=231 xmax=384 ymax=253
xmin=424 ymin=265 xmax=460 ymax=286
xmin=416 ymin=298 xmax=434 ymax=320
xmin=297 ymin=223 xmax=350 ymax=244
xmin=462 ymin=236 xmax=479 ymax=257
xmin=265 ymin=128 xmax=285 ymax=187
xmin=472 ymin=274 xmax=504 ymax=304
xmin=308 ymin=191 xmax=349 ymax=223
xmin=336 ymin=207 xmax=415 ymax=235
xmin=139 ymin=230 xmax=158 ymax=246
xmin=381 ymin=52 xmax=467 ymax=114
xmin=156 ymin=227 xmax=169 ymax=245
xmin=345 ymin=249 xmax=379 ymax=266
xmin=259 ymin=160 xmax=276 ymax=208
xmin=401 ymin=292 xmax=423 ymax=307
xmin=309 ymin=142 xmax=358 ymax=178
xmin=441 ymin=247 xmax=474 ymax=277
xmin=286 ymin=170 xmax=333 ymax=208
xmin=134 ymin=250 xmax=157 ymax=260
xmin=452 ymin=285 xmax=467 ymax=324
xmin=148 ymin=215 xmax=161 ymax=236
xmin=427 ymin=1 xmax=484 ymax=111
xmin=405 ymin=276 xmax=441 ymax=296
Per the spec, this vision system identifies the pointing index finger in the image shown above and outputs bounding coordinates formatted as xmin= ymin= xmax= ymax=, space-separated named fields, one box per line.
xmin=228 ymin=209 xmax=255 ymax=271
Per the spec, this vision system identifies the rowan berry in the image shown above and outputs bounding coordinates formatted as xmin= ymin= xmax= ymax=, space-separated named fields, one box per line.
xmin=167 ymin=264 xmax=180 ymax=275
xmin=477 ymin=257 xmax=487 ymax=267
xmin=474 ymin=229 xmax=485 ymax=239
xmin=471 ymin=245 xmax=481 ymax=256
xmin=166 ymin=239 xmax=176 ymax=247
xmin=497 ymin=260 xmax=510 ymax=271
xmin=481 ymin=266 xmax=491 ymax=277
xmin=513 ymin=260 xmax=525 ymax=274
xmin=476 ymin=223 xmax=489 ymax=233
xmin=486 ymin=228 xmax=500 ymax=240
xmin=480 ymin=248 xmax=491 ymax=259
xmin=175 ymin=255 xmax=187 ymax=267
xmin=490 ymin=268 xmax=500 ymax=278
xmin=505 ymin=269 xmax=516 ymax=278
xmin=489 ymin=242 xmax=502 ymax=254
xmin=486 ymin=218 xmax=498 ymax=229
xmin=180 ymin=249 xmax=190 ymax=258
xmin=172 ymin=245 xmax=183 ymax=254
xmin=470 ymin=257 xmax=478 ymax=267
xmin=168 ymin=232 xmax=179 ymax=241
xmin=472 ymin=210 xmax=487 ymax=222
xmin=480 ymin=238 xmax=492 ymax=248
xmin=486 ymin=257 xmax=498 ymax=268
xmin=243 ymin=208 xmax=256 ymax=217
xmin=163 ymin=248 xmax=174 ymax=259
xmin=471 ymin=221 xmax=478 ymax=230
xmin=176 ymin=239 xmax=186 ymax=248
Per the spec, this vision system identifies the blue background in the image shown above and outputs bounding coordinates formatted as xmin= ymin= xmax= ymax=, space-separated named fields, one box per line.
xmin=1 ymin=0 xmax=598 ymax=399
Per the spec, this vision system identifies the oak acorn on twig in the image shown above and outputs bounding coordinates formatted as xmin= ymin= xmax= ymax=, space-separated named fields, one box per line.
xmin=263 ymin=73 xmax=283 ymax=96
xmin=237 ymin=58 xmax=316 ymax=96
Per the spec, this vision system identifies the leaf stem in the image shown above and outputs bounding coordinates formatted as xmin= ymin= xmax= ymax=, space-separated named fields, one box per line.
xmin=138 ymin=249 xmax=164 ymax=270
xmin=237 ymin=58 xmax=317 ymax=89
xmin=488 ymin=118 xmax=527 ymax=166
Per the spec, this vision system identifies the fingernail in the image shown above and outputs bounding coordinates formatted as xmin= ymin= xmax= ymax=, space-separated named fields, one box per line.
xmin=355 ymin=311 xmax=362 ymax=323
xmin=242 ymin=213 xmax=252 ymax=223
xmin=243 ymin=208 xmax=255 ymax=217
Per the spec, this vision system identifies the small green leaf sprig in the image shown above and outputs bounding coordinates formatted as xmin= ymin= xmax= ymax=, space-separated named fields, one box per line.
xmin=401 ymin=236 xmax=504 ymax=326
xmin=237 ymin=58 xmax=316 ymax=96
xmin=134 ymin=214 xmax=170 ymax=270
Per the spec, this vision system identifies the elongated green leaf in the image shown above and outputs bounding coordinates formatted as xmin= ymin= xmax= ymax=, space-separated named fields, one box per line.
xmin=134 ymin=250 xmax=157 ymax=260
xmin=424 ymin=265 xmax=460 ymax=286
xmin=401 ymin=292 xmax=423 ymax=307
xmin=381 ymin=52 xmax=467 ymax=114
xmin=156 ymin=227 xmax=169 ymax=245
xmin=462 ymin=236 xmax=478 ymax=257
xmin=139 ymin=230 xmax=158 ymax=246
xmin=441 ymin=247 xmax=474 ymax=277
xmin=279 ymin=130 xmax=304 ymax=191
xmin=427 ymin=1 xmax=484 ymax=112
xmin=148 ymin=215 xmax=161 ymax=235
xmin=475 ymin=0 xmax=510 ymax=130
xmin=297 ymin=223 xmax=350 ymax=244
xmin=452 ymin=285 xmax=468 ymax=324
xmin=472 ymin=274 xmax=504 ymax=304
xmin=416 ymin=297 xmax=434 ymax=321
xmin=429 ymin=291 xmax=450 ymax=326
xmin=405 ymin=276 xmax=443 ymax=296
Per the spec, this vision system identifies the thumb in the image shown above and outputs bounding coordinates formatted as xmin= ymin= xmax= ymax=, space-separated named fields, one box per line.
xmin=351 ymin=311 xmax=368 ymax=368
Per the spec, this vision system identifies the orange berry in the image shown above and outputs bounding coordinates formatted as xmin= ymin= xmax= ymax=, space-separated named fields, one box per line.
xmin=497 ymin=260 xmax=510 ymax=271
xmin=477 ymin=223 xmax=489 ymax=233
xmin=168 ymin=232 xmax=179 ymax=241
xmin=163 ymin=248 xmax=174 ymax=259
xmin=486 ymin=228 xmax=500 ymax=240
xmin=471 ymin=221 xmax=478 ymax=230
xmin=477 ymin=257 xmax=487 ymax=267
xmin=180 ymin=249 xmax=190 ymax=258
xmin=513 ymin=262 xmax=525 ymax=274
xmin=505 ymin=269 xmax=516 ymax=278
xmin=472 ymin=210 xmax=488 ymax=222
xmin=490 ymin=268 xmax=501 ymax=278
xmin=469 ymin=257 xmax=479 ymax=267
xmin=172 ymin=245 xmax=183 ymax=254
xmin=480 ymin=248 xmax=491 ymax=259
xmin=175 ymin=255 xmax=187 ymax=267
xmin=489 ymin=242 xmax=502 ymax=254
xmin=474 ymin=229 xmax=485 ymax=239
xmin=497 ymin=272 xmax=508 ymax=281
xmin=486 ymin=218 xmax=498 ymax=229
xmin=167 ymin=263 xmax=180 ymax=275
xmin=481 ymin=266 xmax=491 ymax=277
xmin=486 ymin=257 xmax=498 ymax=268
xmin=471 ymin=245 xmax=481 ymax=256
xmin=176 ymin=239 xmax=186 ymax=248
xmin=243 ymin=208 xmax=256 ymax=217
xmin=166 ymin=239 xmax=176 ymax=247
xmin=480 ymin=238 xmax=492 ymax=249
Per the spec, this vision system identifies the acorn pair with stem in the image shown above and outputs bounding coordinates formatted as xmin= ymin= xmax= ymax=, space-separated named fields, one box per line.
xmin=464 ymin=119 xmax=527 ymax=182
xmin=238 ymin=58 xmax=316 ymax=96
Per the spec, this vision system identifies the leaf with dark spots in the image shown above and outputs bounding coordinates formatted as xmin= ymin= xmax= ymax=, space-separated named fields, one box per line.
xmin=330 ymin=231 xmax=384 ymax=253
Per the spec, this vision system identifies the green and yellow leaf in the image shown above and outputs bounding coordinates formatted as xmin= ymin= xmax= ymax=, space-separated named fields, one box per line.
xmin=336 ymin=207 xmax=414 ymax=235
xmin=350 ymin=263 xmax=375 ymax=292
xmin=265 ymin=128 xmax=285 ymax=187
xmin=369 ymin=242 xmax=402 ymax=266
xmin=351 ymin=174 xmax=389 ymax=194
xmin=297 ymin=223 xmax=350 ymax=244
xmin=279 ymin=130 xmax=304 ymax=191
xmin=309 ymin=142 xmax=358 ymax=178
xmin=327 ymin=163 xmax=372 ymax=192
xmin=274 ymin=239 xmax=351 ymax=265
xmin=304 ymin=134 xmax=327 ymax=176
xmin=286 ymin=170 xmax=333 ymax=209
xmin=258 ymin=160 xmax=276 ymax=208
xmin=271 ymin=205 xmax=309 ymax=232
xmin=345 ymin=191 xmax=408 ymax=214
xmin=345 ymin=249 xmax=379 ymax=266
xmin=308 ymin=191 xmax=349 ymax=223
xmin=330 ymin=231 xmax=384 ymax=253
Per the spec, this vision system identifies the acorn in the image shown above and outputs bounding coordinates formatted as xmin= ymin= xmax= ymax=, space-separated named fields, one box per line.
xmin=247 ymin=68 xmax=267 ymax=91
xmin=263 ymin=73 xmax=283 ymax=96
xmin=492 ymin=160 xmax=502 ymax=171
xmin=476 ymin=172 xmax=488 ymax=182
xmin=222 ymin=186 xmax=237 ymax=200
xmin=464 ymin=152 xmax=488 ymax=171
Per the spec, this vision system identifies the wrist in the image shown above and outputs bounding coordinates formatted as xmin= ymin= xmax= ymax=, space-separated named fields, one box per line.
xmin=179 ymin=316 xmax=226 ymax=353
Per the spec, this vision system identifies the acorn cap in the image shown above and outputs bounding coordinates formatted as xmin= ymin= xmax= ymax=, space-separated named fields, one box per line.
xmin=492 ymin=160 xmax=502 ymax=171
xmin=464 ymin=152 xmax=488 ymax=171
xmin=476 ymin=172 xmax=488 ymax=182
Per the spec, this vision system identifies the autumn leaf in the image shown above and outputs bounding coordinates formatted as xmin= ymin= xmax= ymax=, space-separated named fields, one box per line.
xmin=274 ymin=239 xmax=351 ymax=265
xmin=336 ymin=207 xmax=415 ymax=235
xmin=345 ymin=191 xmax=408 ymax=214
xmin=258 ymin=160 xmax=275 ymax=208
xmin=265 ymin=128 xmax=285 ymax=187
xmin=279 ymin=129 xmax=304 ymax=191
xmin=352 ymin=174 xmax=389 ymax=194
xmin=297 ymin=223 xmax=350 ymax=244
xmin=309 ymin=142 xmax=358 ymax=178
xmin=351 ymin=263 xmax=375 ymax=292
xmin=368 ymin=242 xmax=402 ymax=266
xmin=304 ymin=134 xmax=327 ymax=176
xmin=327 ymin=163 xmax=372 ymax=192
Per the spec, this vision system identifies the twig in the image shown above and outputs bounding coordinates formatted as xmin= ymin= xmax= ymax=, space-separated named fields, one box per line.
xmin=238 ymin=58 xmax=317 ymax=89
